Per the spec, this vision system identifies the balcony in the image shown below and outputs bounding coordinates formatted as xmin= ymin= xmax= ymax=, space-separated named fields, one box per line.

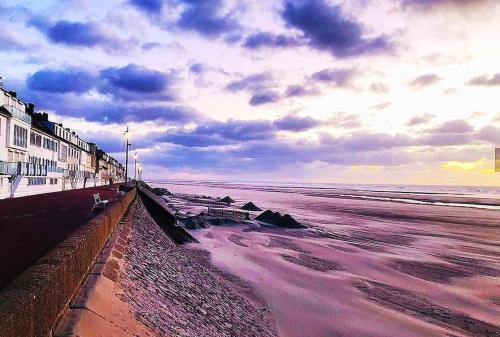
xmin=0 ymin=161 xmax=17 ymax=175
xmin=5 ymin=106 xmax=31 ymax=124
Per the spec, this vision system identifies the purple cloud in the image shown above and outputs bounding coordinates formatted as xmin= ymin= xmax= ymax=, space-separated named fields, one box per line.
xmin=410 ymin=73 xmax=442 ymax=88
xmin=282 ymin=0 xmax=391 ymax=57
xmin=177 ymin=0 xmax=240 ymax=38
xmin=99 ymin=64 xmax=176 ymax=101
xmin=312 ymin=68 xmax=354 ymax=87
xmin=244 ymin=32 xmax=301 ymax=49
xmin=369 ymin=82 xmax=390 ymax=94
xmin=274 ymin=114 xmax=321 ymax=131
xmin=467 ymin=73 xmax=500 ymax=86
xmin=129 ymin=0 xmax=164 ymax=13
xmin=330 ymin=112 xmax=362 ymax=129
xmin=27 ymin=68 xmax=96 ymax=94
xmin=407 ymin=113 xmax=435 ymax=126
xmin=430 ymin=119 xmax=473 ymax=134
xmin=285 ymin=85 xmax=319 ymax=97
xmin=249 ymin=92 xmax=280 ymax=106
xmin=225 ymin=73 xmax=273 ymax=92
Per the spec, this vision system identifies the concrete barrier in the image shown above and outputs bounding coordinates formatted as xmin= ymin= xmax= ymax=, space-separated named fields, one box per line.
xmin=0 ymin=188 xmax=137 ymax=337
xmin=137 ymin=182 xmax=197 ymax=244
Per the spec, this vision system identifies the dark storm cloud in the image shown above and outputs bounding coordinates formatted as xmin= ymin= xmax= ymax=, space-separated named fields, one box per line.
xmin=467 ymin=73 xmax=500 ymax=86
xmin=410 ymin=73 xmax=442 ymax=88
xmin=281 ymin=0 xmax=391 ymax=57
xmin=26 ymin=68 xmax=96 ymax=94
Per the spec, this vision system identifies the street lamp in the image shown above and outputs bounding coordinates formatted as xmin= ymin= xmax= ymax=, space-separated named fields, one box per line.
xmin=134 ymin=152 xmax=138 ymax=181
xmin=138 ymin=164 xmax=143 ymax=181
xmin=123 ymin=126 xmax=131 ymax=183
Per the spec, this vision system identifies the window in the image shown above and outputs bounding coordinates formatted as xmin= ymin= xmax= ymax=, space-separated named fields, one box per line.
xmin=30 ymin=132 xmax=36 ymax=145
xmin=14 ymin=125 xmax=28 ymax=148
xmin=28 ymin=177 xmax=46 ymax=186
xmin=60 ymin=144 xmax=68 ymax=162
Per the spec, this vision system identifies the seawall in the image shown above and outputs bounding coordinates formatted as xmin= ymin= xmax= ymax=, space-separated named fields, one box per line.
xmin=0 ymin=188 xmax=137 ymax=337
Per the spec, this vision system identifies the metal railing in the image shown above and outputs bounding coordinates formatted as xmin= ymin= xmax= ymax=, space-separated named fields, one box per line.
xmin=5 ymin=105 xmax=32 ymax=124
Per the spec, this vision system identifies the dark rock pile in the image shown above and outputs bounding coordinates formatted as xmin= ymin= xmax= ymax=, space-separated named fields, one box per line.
xmin=220 ymin=196 xmax=235 ymax=204
xmin=183 ymin=217 xmax=210 ymax=230
xmin=255 ymin=210 xmax=305 ymax=228
xmin=241 ymin=202 xmax=262 ymax=211
xmin=152 ymin=188 xmax=173 ymax=196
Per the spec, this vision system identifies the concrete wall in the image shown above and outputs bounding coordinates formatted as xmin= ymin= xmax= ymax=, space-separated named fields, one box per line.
xmin=0 ymin=188 xmax=137 ymax=337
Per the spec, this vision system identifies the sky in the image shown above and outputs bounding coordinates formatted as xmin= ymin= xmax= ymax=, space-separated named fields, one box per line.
xmin=1 ymin=0 xmax=500 ymax=186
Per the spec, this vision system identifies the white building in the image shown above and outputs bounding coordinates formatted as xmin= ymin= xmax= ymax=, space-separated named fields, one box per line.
xmin=0 ymin=83 xmax=125 ymax=199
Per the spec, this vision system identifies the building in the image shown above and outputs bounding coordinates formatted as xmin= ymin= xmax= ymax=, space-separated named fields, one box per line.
xmin=0 ymin=84 xmax=125 ymax=199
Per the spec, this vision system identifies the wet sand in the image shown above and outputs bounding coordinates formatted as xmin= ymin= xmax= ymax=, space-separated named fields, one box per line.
xmin=160 ymin=182 xmax=500 ymax=337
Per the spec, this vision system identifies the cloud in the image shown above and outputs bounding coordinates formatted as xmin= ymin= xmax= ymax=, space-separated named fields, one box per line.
xmin=249 ymin=91 xmax=280 ymax=106
xmin=99 ymin=64 xmax=176 ymax=101
xmin=407 ymin=113 xmax=435 ymax=126
xmin=311 ymin=68 xmax=355 ymax=87
xmin=429 ymin=119 xmax=473 ymax=134
xmin=281 ymin=0 xmax=391 ymax=57
xmin=176 ymin=0 xmax=240 ymax=38
xmin=329 ymin=112 xmax=363 ymax=129
xmin=285 ymin=84 xmax=319 ymax=97
xmin=30 ymin=18 xmax=133 ymax=52
xmin=274 ymin=114 xmax=321 ymax=131
xmin=467 ymin=73 xmax=500 ymax=86
xmin=410 ymin=73 xmax=442 ymax=88
xmin=400 ymin=0 xmax=489 ymax=8
xmin=243 ymin=32 xmax=301 ymax=49
xmin=369 ymin=82 xmax=390 ymax=94
xmin=158 ymin=119 xmax=277 ymax=147
xmin=27 ymin=68 xmax=96 ymax=94
xmin=225 ymin=73 xmax=273 ymax=92
xmin=129 ymin=0 xmax=164 ymax=14
xmin=371 ymin=102 xmax=392 ymax=110
xmin=0 ymin=29 xmax=28 ymax=51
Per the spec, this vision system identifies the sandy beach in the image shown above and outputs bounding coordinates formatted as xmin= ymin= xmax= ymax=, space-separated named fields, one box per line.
xmin=157 ymin=182 xmax=500 ymax=337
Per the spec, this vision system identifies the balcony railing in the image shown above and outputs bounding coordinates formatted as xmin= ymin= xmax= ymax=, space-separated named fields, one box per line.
xmin=5 ymin=105 xmax=31 ymax=124
xmin=0 ymin=161 xmax=17 ymax=175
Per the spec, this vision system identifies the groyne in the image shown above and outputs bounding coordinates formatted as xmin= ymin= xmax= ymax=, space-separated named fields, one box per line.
xmin=0 ymin=188 xmax=137 ymax=337
xmin=137 ymin=182 xmax=197 ymax=244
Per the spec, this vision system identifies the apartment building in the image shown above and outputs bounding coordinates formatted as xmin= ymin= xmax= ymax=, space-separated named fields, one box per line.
xmin=0 ymin=84 xmax=125 ymax=199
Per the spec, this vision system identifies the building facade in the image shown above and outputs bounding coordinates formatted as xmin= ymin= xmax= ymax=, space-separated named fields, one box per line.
xmin=0 ymin=86 xmax=125 ymax=199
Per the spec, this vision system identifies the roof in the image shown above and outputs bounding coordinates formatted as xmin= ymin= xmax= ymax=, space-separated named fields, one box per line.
xmin=0 ymin=106 xmax=12 ymax=117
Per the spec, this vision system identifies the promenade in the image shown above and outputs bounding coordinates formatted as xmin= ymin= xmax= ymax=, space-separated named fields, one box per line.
xmin=0 ymin=184 xmax=121 ymax=289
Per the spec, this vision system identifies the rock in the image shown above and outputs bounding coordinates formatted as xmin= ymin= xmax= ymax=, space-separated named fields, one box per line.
xmin=220 ymin=196 xmax=235 ymax=204
xmin=153 ymin=188 xmax=173 ymax=196
xmin=255 ymin=210 xmax=305 ymax=228
xmin=241 ymin=202 xmax=262 ymax=212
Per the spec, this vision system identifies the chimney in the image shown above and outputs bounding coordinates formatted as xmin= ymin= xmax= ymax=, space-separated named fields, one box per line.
xmin=26 ymin=103 xmax=35 ymax=115
xmin=42 ymin=112 xmax=48 ymax=120
xmin=8 ymin=91 xmax=17 ymax=98
xmin=0 ymin=76 xmax=3 ymax=89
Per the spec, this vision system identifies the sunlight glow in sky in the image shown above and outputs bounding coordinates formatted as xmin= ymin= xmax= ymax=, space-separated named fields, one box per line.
xmin=1 ymin=0 xmax=500 ymax=185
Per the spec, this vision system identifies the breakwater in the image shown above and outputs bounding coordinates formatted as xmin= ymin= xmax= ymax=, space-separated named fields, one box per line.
xmin=0 ymin=187 xmax=137 ymax=337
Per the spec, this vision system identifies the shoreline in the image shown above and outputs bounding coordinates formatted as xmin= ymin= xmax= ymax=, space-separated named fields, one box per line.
xmin=158 ymin=182 xmax=500 ymax=337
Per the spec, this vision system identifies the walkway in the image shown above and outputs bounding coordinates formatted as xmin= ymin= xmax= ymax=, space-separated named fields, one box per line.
xmin=0 ymin=185 xmax=122 ymax=289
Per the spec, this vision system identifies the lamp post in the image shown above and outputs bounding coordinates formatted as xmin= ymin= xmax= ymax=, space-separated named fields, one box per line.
xmin=124 ymin=126 xmax=131 ymax=183
xmin=138 ymin=164 xmax=142 ymax=181
xmin=134 ymin=152 xmax=138 ymax=181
